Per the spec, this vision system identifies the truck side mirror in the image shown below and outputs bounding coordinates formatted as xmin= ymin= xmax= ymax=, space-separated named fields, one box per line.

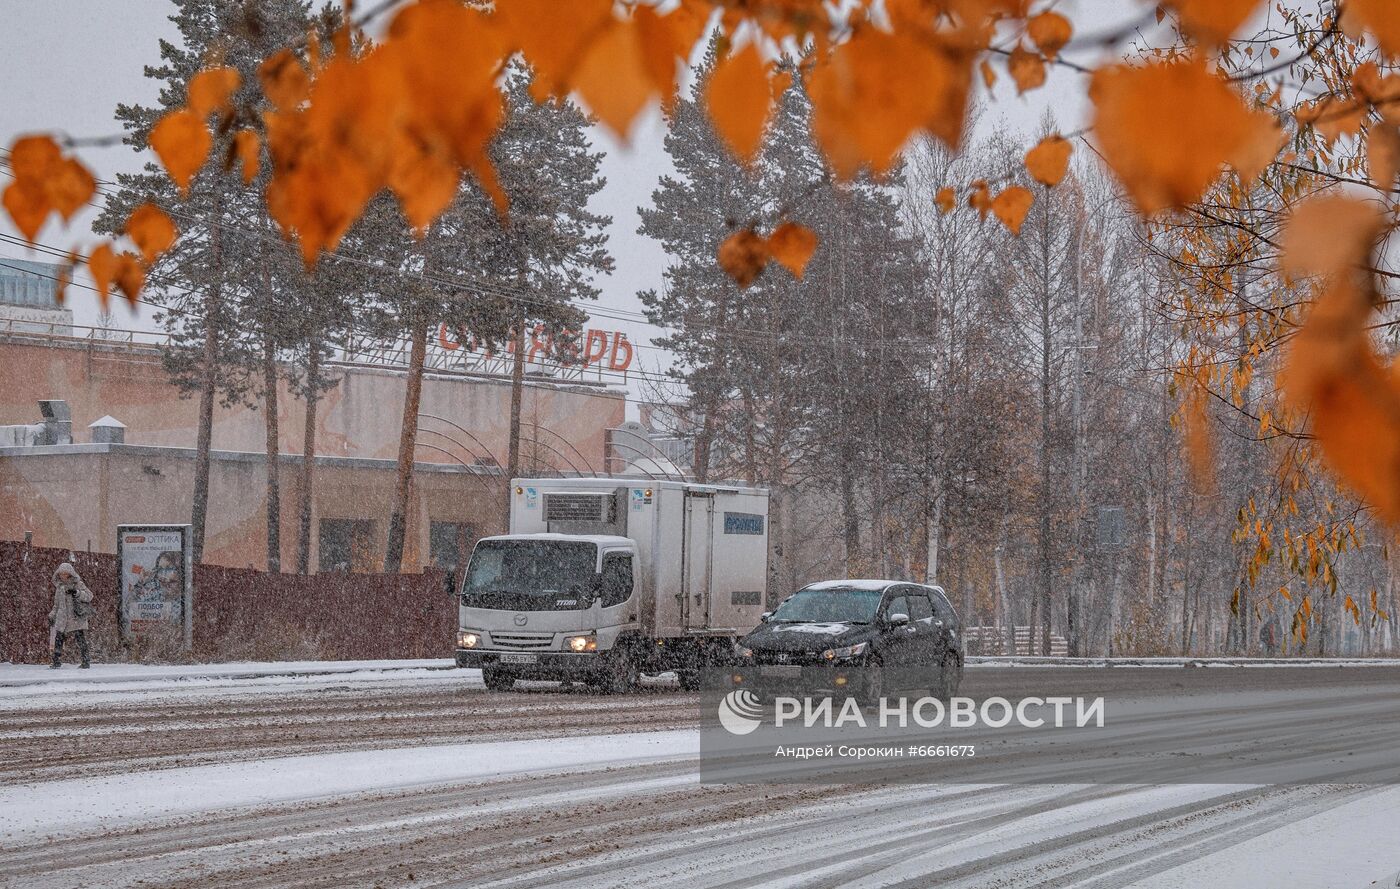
xmin=887 ymin=612 xmax=910 ymax=627
xmin=760 ymin=611 xmax=772 ymax=622
xmin=444 ymin=570 xmax=458 ymax=597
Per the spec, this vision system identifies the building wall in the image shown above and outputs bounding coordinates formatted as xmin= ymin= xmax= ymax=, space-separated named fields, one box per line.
xmin=0 ymin=335 xmax=625 ymax=469
xmin=0 ymin=446 xmax=502 ymax=571
xmin=0 ymin=333 xmax=627 ymax=571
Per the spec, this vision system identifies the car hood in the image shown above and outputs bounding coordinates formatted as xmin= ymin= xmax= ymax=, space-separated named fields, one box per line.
xmin=743 ymin=621 xmax=875 ymax=651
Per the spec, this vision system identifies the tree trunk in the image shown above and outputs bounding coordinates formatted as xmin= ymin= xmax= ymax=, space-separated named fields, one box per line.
xmin=925 ymin=482 xmax=943 ymax=585
xmin=385 ymin=313 xmax=429 ymax=574
xmin=190 ymin=192 xmax=223 ymax=565
xmin=505 ymin=311 xmax=526 ymax=525
xmin=296 ymin=343 xmax=321 ymax=575
xmin=262 ymin=334 xmax=281 ymax=573
xmin=840 ymin=459 xmax=859 ymax=574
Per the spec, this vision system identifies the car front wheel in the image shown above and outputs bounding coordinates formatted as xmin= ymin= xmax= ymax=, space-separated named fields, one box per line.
xmin=858 ymin=660 xmax=887 ymax=708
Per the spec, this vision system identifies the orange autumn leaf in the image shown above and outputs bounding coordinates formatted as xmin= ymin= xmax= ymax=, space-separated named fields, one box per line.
xmin=717 ymin=228 xmax=769 ymax=288
xmin=1279 ymin=195 xmax=1383 ymax=282
xmin=49 ymin=158 xmax=96 ymax=221
xmin=231 ymin=130 xmax=260 ymax=184
xmin=385 ymin=0 xmax=506 ymax=215
xmin=1 ymin=135 xmax=95 ymax=241
xmin=633 ymin=4 xmax=701 ymax=110
xmin=1025 ymin=134 xmax=1072 ymax=186
xmin=1281 ymin=285 xmax=1400 ymax=524
xmin=706 ymin=42 xmax=774 ymax=164
xmin=2 ymin=179 xmax=47 ymax=242
xmin=935 ymin=186 xmax=956 ymax=214
xmin=991 ymin=185 xmax=1033 ymax=234
xmin=1026 ymin=11 xmax=1071 ymax=60
xmin=808 ymin=27 xmax=972 ymax=177
xmin=1090 ymin=59 xmax=1276 ymax=213
xmin=1367 ymin=126 xmax=1400 ymax=190
xmin=1162 ymin=0 xmax=1262 ymax=44
xmin=87 ymin=242 xmax=118 ymax=309
xmin=968 ymin=179 xmax=992 ymax=218
xmin=259 ymin=50 xmax=310 ymax=109
xmin=388 ymin=134 xmax=461 ymax=233
xmin=1344 ymin=0 xmax=1400 ymax=60
xmin=494 ymin=0 xmax=615 ymax=100
xmin=125 ymin=203 xmax=177 ymax=264
xmin=1230 ymin=115 xmax=1284 ymax=184
xmin=572 ymin=18 xmax=654 ymax=137
xmin=1007 ymin=45 xmax=1046 ymax=94
xmin=188 ymin=66 xmax=240 ymax=117
xmin=979 ymin=59 xmax=997 ymax=89
xmin=113 ymin=251 xmax=145 ymax=306
xmin=767 ymin=221 xmax=818 ymax=278
xmin=150 ymin=109 xmax=211 ymax=195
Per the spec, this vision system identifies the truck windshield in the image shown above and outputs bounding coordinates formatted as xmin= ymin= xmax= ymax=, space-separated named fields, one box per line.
xmin=461 ymin=540 xmax=598 ymax=611
xmin=770 ymin=588 xmax=882 ymax=624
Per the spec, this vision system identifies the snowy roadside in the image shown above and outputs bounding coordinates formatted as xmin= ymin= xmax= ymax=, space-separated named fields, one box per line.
xmin=0 ymin=729 xmax=699 ymax=843
xmin=9 ymin=653 xmax=1395 ymax=691
xmin=968 ymin=655 xmax=1400 ymax=668
xmin=0 ymin=658 xmax=456 ymax=688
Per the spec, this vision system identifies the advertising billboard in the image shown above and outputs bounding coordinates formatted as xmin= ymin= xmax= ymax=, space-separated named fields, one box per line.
xmin=117 ymin=524 xmax=193 ymax=649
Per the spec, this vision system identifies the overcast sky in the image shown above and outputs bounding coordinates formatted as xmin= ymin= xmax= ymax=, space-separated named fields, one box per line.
xmin=0 ymin=0 xmax=1120 ymax=401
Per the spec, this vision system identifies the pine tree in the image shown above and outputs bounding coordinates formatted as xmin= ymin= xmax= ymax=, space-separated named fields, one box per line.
xmin=95 ymin=0 xmax=316 ymax=565
xmin=638 ymin=43 xmax=766 ymax=484
xmin=380 ymin=65 xmax=613 ymax=572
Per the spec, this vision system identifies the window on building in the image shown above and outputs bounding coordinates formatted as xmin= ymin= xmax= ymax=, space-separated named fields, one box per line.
xmin=319 ymin=519 xmax=375 ymax=574
xmin=429 ymin=521 xmax=475 ymax=573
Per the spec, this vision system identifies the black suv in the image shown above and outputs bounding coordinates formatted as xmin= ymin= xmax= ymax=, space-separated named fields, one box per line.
xmin=733 ymin=580 xmax=963 ymax=703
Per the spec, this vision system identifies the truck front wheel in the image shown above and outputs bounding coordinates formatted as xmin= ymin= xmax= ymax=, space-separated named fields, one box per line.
xmin=482 ymin=667 xmax=516 ymax=692
xmin=594 ymin=648 xmax=640 ymax=694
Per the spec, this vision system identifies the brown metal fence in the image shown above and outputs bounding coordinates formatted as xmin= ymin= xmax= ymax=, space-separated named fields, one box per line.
xmin=0 ymin=541 xmax=455 ymax=664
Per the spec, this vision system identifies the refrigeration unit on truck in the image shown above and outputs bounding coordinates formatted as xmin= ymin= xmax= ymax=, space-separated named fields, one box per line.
xmin=454 ymin=478 xmax=770 ymax=692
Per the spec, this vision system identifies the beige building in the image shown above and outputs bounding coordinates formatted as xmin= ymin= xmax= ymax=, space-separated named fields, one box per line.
xmin=0 ymin=327 xmax=627 ymax=572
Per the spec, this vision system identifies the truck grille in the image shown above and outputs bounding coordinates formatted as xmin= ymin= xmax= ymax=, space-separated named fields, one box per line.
xmin=489 ymin=632 xmax=554 ymax=651
xmin=543 ymin=493 xmax=615 ymax=523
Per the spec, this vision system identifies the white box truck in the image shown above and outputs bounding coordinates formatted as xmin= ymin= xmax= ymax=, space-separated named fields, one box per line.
xmin=454 ymin=477 xmax=769 ymax=692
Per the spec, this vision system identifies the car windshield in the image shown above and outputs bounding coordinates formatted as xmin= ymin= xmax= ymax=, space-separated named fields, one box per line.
xmin=461 ymin=540 xmax=597 ymax=611
xmin=769 ymin=587 xmax=883 ymax=624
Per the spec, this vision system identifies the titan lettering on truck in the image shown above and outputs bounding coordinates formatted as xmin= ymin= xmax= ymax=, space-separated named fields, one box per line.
xmin=454 ymin=478 xmax=769 ymax=692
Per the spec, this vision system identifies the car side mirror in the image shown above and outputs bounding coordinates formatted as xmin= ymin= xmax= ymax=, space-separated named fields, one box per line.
xmin=887 ymin=612 xmax=910 ymax=627
xmin=760 ymin=611 xmax=773 ymax=623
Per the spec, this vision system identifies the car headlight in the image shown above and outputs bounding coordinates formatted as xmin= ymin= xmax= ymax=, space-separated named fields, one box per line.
xmin=457 ymin=630 xmax=481 ymax=649
xmin=823 ymin=641 xmax=868 ymax=661
xmin=734 ymin=644 xmax=754 ymax=660
xmin=564 ymin=634 xmax=597 ymax=653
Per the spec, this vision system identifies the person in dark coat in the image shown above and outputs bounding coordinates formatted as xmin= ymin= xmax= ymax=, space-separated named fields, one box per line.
xmin=49 ymin=562 xmax=93 ymax=669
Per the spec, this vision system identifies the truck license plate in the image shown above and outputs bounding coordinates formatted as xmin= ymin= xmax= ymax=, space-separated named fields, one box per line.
xmin=499 ymin=653 xmax=538 ymax=665
xmin=760 ymin=665 xmax=802 ymax=678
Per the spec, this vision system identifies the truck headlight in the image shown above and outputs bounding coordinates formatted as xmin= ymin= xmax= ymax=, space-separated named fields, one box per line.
xmin=823 ymin=641 xmax=868 ymax=661
xmin=458 ymin=630 xmax=481 ymax=649
xmin=564 ymin=634 xmax=597 ymax=652
xmin=734 ymin=644 xmax=754 ymax=660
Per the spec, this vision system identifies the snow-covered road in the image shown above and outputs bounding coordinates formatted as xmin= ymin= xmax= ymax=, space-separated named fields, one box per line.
xmin=3 ymin=660 xmax=1399 ymax=888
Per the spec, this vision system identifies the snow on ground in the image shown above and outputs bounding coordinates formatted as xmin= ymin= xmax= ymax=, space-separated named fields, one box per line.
xmin=0 ymin=657 xmax=455 ymax=688
xmin=1124 ymin=785 xmax=1400 ymax=889
xmin=0 ymin=728 xmax=698 ymax=843
xmin=0 ymin=659 xmax=467 ymax=708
